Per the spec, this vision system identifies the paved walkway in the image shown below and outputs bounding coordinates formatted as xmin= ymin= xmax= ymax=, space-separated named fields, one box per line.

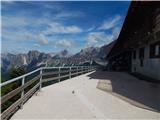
xmin=12 ymin=71 xmax=160 ymax=119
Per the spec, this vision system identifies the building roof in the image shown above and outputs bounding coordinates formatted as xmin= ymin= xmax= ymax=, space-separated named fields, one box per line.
xmin=107 ymin=1 xmax=160 ymax=59
xmin=102 ymin=40 xmax=116 ymax=56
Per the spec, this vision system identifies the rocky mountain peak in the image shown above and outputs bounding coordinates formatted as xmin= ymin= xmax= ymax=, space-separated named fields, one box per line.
xmin=61 ymin=49 xmax=68 ymax=56
xmin=1 ymin=42 xmax=112 ymax=74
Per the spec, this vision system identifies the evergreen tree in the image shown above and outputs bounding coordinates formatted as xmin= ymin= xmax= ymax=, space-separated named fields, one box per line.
xmin=9 ymin=67 xmax=26 ymax=79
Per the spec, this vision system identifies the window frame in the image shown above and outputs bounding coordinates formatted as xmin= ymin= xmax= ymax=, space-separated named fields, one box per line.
xmin=139 ymin=47 xmax=145 ymax=59
xmin=150 ymin=41 xmax=160 ymax=58
xmin=133 ymin=50 xmax=136 ymax=60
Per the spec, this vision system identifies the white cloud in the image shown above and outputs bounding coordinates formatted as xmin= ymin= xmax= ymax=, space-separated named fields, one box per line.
xmin=55 ymin=11 xmax=85 ymax=19
xmin=86 ymin=27 xmax=120 ymax=47
xmin=25 ymin=32 xmax=49 ymax=45
xmin=55 ymin=39 xmax=75 ymax=48
xmin=33 ymin=44 xmax=41 ymax=47
xmin=38 ymin=34 xmax=49 ymax=45
xmin=2 ymin=2 xmax=122 ymax=54
xmin=45 ymin=22 xmax=83 ymax=34
xmin=98 ymin=15 xmax=121 ymax=30
xmin=64 ymin=26 xmax=82 ymax=33
xmin=87 ymin=26 xmax=95 ymax=32
xmin=1 ymin=2 xmax=86 ymax=53
xmin=86 ymin=15 xmax=122 ymax=47
xmin=2 ymin=15 xmax=82 ymax=47
xmin=112 ymin=27 xmax=121 ymax=39
xmin=2 ymin=13 xmax=83 ymax=36
xmin=2 ymin=16 xmax=28 ymax=28
xmin=42 ymin=3 xmax=62 ymax=10
xmin=2 ymin=28 xmax=49 ymax=46
xmin=87 ymin=32 xmax=106 ymax=43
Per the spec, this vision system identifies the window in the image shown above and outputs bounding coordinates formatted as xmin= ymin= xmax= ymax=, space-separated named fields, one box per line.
xmin=133 ymin=50 xmax=136 ymax=59
xmin=139 ymin=47 xmax=145 ymax=59
xmin=155 ymin=45 xmax=160 ymax=56
xmin=139 ymin=47 xmax=145 ymax=67
xmin=150 ymin=41 xmax=160 ymax=58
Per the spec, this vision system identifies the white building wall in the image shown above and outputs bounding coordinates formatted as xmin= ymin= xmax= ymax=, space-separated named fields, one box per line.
xmin=132 ymin=43 xmax=160 ymax=80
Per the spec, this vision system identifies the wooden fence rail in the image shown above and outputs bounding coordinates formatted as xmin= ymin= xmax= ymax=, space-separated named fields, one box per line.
xmin=0 ymin=66 xmax=96 ymax=120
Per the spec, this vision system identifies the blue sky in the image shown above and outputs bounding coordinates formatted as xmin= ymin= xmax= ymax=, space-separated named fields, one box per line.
xmin=2 ymin=1 xmax=130 ymax=54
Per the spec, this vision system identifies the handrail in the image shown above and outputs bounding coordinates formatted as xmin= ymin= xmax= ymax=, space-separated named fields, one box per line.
xmin=1 ymin=75 xmax=40 ymax=104
xmin=1 ymin=66 xmax=96 ymax=120
xmin=0 ymin=68 xmax=41 ymax=87
xmin=0 ymin=66 xmax=91 ymax=87
xmin=41 ymin=66 xmax=89 ymax=69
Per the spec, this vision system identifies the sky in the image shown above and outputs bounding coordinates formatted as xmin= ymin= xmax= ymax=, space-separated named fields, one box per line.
xmin=1 ymin=1 xmax=130 ymax=54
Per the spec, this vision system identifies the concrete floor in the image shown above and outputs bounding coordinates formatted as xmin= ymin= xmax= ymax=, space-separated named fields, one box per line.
xmin=11 ymin=71 xmax=160 ymax=119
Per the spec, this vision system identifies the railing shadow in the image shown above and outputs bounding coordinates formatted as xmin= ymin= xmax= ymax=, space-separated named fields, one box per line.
xmin=87 ymin=70 xmax=160 ymax=112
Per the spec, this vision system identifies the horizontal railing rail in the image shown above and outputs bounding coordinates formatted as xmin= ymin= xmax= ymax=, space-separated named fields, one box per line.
xmin=0 ymin=66 xmax=96 ymax=120
xmin=0 ymin=68 xmax=41 ymax=88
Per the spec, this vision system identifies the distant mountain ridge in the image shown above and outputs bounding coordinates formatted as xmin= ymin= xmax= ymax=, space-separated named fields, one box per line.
xmin=71 ymin=46 xmax=106 ymax=60
xmin=1 ymin=49 xmax=71 ymax=73
xmin=1 ymin=44 xmax=111 ymax=74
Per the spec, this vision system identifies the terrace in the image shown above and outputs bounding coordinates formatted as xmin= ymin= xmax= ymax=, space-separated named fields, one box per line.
xmin=1 ymin=67 xmax=159 ymax=119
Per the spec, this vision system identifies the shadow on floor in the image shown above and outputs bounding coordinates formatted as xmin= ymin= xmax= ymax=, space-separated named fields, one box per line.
xmin=87 ymin=70 xmax=160 ymax=112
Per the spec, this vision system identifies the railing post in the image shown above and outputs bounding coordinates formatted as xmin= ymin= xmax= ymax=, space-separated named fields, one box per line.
xmin=81 ymin=66 xmax=83 ymax=74
xmin=20 ymin=76 xmax=25 ymax=109
xmin=58 ymin=67 xmax=61 ymax=82
xmin=77 ymin=67 xmax=78 ymax=75
xmin=86 ymin=66 xmax=87 ymax=73
xmin=88 ymin=66 xmax=89 ymax=72
xmin=39 ymin=68 xmax=42 ymax=91
xmin=69 ymin=67 xmax=71 ymax=79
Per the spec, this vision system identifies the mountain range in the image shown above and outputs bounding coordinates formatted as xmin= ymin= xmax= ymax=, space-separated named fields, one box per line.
xmin=1 ymin=45 xmax=109 ymax=74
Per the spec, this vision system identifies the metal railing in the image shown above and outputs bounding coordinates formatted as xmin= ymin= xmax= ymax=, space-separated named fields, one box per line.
xmin=0 ymin=66 xmax=96 ymax=120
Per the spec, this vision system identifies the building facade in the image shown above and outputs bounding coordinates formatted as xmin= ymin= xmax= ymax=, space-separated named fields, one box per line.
xmin=107 ymin=1 xmax=160 ymax=80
